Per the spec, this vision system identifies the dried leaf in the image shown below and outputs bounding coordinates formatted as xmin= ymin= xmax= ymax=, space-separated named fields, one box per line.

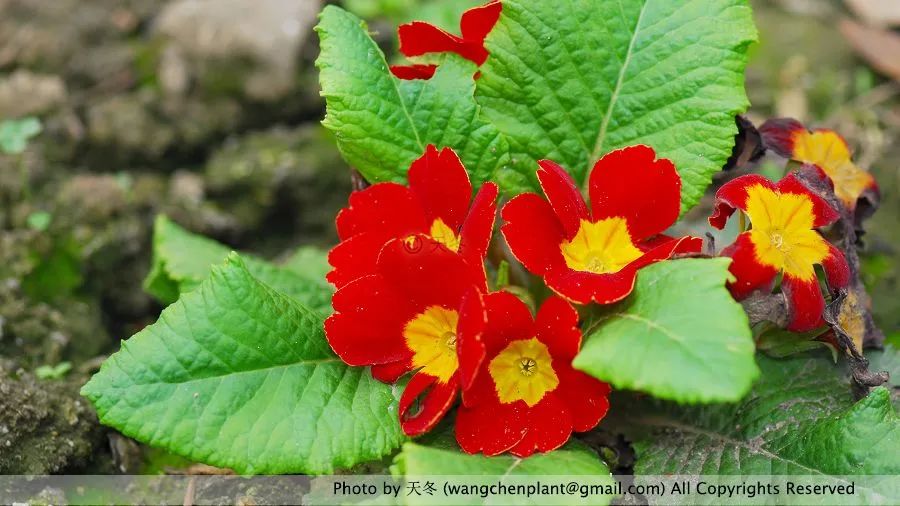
xmin=845 ymin=0 xmax=900 ymax=27
xmin=840 ymin=18 xmax=900 ymax=82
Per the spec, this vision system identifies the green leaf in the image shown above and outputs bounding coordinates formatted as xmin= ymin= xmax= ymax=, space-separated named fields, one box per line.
xmin=0 ymin=117 xmax=42 ymax=154
xmin=35 ymin=362 xmax=72 ymax=380
xmin=316 ymin=6 xmax=509 ymax=186
xmin=610 ymin=353 xmax=900 ymax=476
xmin=22 ymin=237 xmax=83 ymax=301
xmin=282 ymin=246 xmax=332 ymax=281
xmin=394 ymin=440 xmax=615 ymax=505
xmin=26 ymin=211 xmax=52 ymax=232
xmin=395 ymin=440 xmax=610 ymax=476
xmin=144 ymin=215 xmax=332 ymax=313
xmin=83 ymin=254 xmax=404 ymax=475
xmin=573 ymin=258 xmax=757 ymax=403
xmin=755 ymin=323 xmax=834 ymax=359
xmin=475 ymin=0 xmax=757 ymax=210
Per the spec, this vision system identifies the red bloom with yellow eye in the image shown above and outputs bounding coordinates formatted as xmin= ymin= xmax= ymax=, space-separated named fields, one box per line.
xmin=709 ymin=169 xmax=851 ymax=332
xmin=501 ymin=145 xmax=703 ymax=305
xmin=455 ymin=292 xmax=610 ymax=457
xmin=759 ymin=118 xmax=879 ymax=210
xmin=390 ymin=0 xmax=502 ymax=80
xmin=325 ymin=236 xmax=487 ymax=436
xmin=327 ymin=144 xmax=498 ymax=289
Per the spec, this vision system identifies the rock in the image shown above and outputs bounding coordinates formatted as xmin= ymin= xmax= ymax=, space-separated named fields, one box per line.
xmin=154 ymin=0 xmax=321 ymax=101
xmin=203 ymin=125 xmax=350 ymax=247
xmin=0 ymin=232 xmax=111 ymax=366
xmin=0 ymin=363 xmax=104 ymax=473
xmin=58 ymin=175 xmax=129 ymax=223
xmin=86 ymin=91 xmax=176 ymax=161
xmin=0 ymin=0 xmax=155 ymax=87
xmin=85 ymin=88 xmax=241 ymax=165
xmin=0 ymin=70 xmax=67 ymax=118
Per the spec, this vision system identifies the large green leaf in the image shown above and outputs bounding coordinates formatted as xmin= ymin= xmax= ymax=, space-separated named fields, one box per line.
xmin=316 ymin=6 xmax=509 ymax=186
xmin=394 ymin=440 xmax=614 ymax=505
xmin=476 ymin=0 xmax=756 ymax=210
xmin=573 ymin=258 xmax=757 ymax=403
xmin=608 ymin=354 xmax=900 ymax=477
xmin=395 ymin=440 xmax=610 ymax=476
xmin=83 ymin=254 xmax=404 ymax=474
xmin=144 ymin=215 xmax=332 ymax=313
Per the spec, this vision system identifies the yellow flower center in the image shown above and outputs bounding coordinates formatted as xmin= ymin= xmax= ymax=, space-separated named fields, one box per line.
xmin=744 ymin=184 xmax=829 ymax=281
xmin=404 ymin=306 xmax=459 ymax=383
xmin=792 ymin=130 xmax=873 ymax=207
xmin=560 ymin=218 xmax=643 ymax=274
xmin=488 ymin=338 xmax=559 ymax=407
xmin=429 ymin=218 xmax=460 ymax=252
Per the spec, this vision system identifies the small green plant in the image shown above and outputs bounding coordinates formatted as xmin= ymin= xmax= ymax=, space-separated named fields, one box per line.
xmin=0 ymin=117 xmax=41 ymax=155
xmin=80 ymin=0 xmax=897 ymax=498
xmin=35 ymin=362 xmax=72 ymax=380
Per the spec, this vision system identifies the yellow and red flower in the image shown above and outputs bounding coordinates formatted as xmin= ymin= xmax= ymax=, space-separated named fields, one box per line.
xmin=390 ymin=0 xmax=502 ymax=80
xmin=759 ymin=118 xmax=879 ymax=210
xmin=455 ymin=292 xmax=610 ymax=457
xmin=500 ymin=145 xmax=703 ymax=305
xmin=325 ymin=236 xmax=487 ymax=436
xmin=327 ymin=145 xmax=498 ymax=289
xmin=709 ymin=169 xmax=851 ymax=331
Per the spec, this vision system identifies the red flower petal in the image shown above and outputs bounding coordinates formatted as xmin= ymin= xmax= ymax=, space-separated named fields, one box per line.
xmin=377 ymin=236 xmax=482 ymax=310
xmin=482 ymin=291 xmax=536 ymax=356
xmin=709 ymin=174 xmax=776 ymax=229
xmin=397 ymin=1 xmax=501 ymax=66
xmin=457 ymin=289 xmax=487 ymax=393
xmin=327 ymin=232 xmax=389 ymax=288
xmin=721 ymin=232 xmax=779 ymax=300
xmin=638 ymin=233 xmax=676 ymax=252
xmin=545 ymin=267 xmax=635 ymax=305
xmin=534 ymin=296 xmax=581 ymax=360
xmin=508 ymin=393 xmax=573 ymax=458
xmin=329 ymin=183 xmax=428 ymax=287
xmin=500 ymin=193 xmax=567 ymax=275
xmin=775 ymin=170 xmax=841 ymax=228
xmin=325 ymin=275 xmax=415 ymax=367
xmin=459 ymin=0 xmax=503 ymax=62
xmin=455 ymin=371 xmax=526 ymax=456
xmin=390 ymin=64 xmax=438 ymax=80
xmin=399 ymin=373 xmax=459 ymax=436
xmin=334 ymin=182 xmax=425 ymax=240
xmin=536 ymin=160 xmax=589 ymax=238
xmin=588 ymin=145 xmax=681 ymax=241
xmin=822 ymin=243 xmax=851 ymax=292
xmin=408 ymin=145 xmax=473 ymax=231
xmin=545 ymin=236 xmax=701 ymax=305
xmin=458 ymin=182 xmax=499 ymax=288
xmin=758 ymin=117 xmax=805 ymax=157
xmin=782 ymin=274 xmax=826 ymax=332
xmin=398 ymin=21 xmax=468 ymax=60
xmin=371 ymin=359 xmax=410 ymax=383
xmin=554 ymin=366 xmax=611 ymax=432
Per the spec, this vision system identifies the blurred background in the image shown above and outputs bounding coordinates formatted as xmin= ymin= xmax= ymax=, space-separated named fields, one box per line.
xmin=0 ymin=0 xmax=896 ymax=475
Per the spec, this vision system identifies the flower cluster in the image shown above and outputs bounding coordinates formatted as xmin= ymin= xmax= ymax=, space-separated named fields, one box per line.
xmin=323 ymin=1 xmax=861 ymax=457
xmin=325 ymin=141 xmax=699 ymax=454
